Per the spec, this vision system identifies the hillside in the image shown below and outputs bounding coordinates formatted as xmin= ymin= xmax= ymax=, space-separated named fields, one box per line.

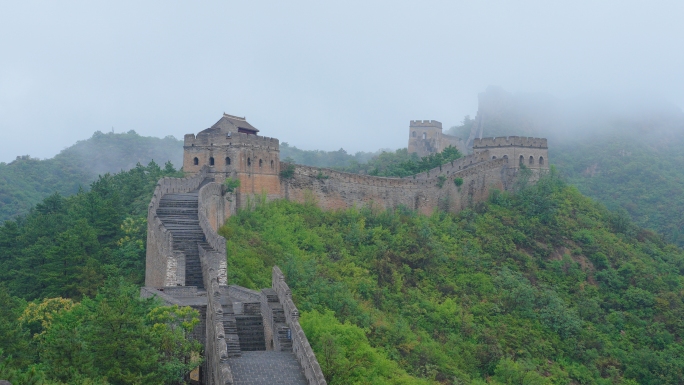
xmin=0 ymin=144 xmax=683 ymax=383
xmin=448 ymin=87 xmax=684 ymax=246
xmin=0 ymin=130 xmax=182 ymax=222
xmin=0 ymin=162 xmax=205 ymax=384
xmin=222 ymin=172 xmax=684 ymax=384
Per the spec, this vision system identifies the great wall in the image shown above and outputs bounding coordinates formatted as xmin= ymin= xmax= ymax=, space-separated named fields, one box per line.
xmin=143 ymin=113 xmax=549 ymax=384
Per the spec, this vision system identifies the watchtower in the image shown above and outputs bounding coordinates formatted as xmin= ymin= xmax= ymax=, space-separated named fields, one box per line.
xmin=183 ymin=114 xmax=281 ymax=198
xmin=408 ymin=120 xmax=466 ymax=157
xmin=472 ymin=136 xmax=549 ymax=169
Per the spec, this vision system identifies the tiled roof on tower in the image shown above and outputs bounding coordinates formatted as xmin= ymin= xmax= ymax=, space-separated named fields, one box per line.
xmin=218 ymin=113 xmax=259 ymax=133
xmin=199 ymin=113 xmax=260 ymax=135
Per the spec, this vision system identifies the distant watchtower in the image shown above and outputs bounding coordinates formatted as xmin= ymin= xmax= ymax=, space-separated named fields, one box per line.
xmin=408 ymin=120 xmax=466 ymax=157
xmin=472 ymin=136 xmax=549 ymax=169
xmin=183 ymin=114 xmax=281 ymax=199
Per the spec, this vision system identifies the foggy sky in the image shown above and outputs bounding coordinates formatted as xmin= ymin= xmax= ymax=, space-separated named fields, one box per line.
xmin=1 ymin=1 xmax=683 ymax=163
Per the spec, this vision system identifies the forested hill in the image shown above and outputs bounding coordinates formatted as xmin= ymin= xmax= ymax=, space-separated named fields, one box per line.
xmin=448 ymin=87 xmax=684 ymax=246
xmin=224 ymin=172 xmax=684 ymax=384
xmin=0 ymin=130 xmax=182 ymax=222
xmin=0 ymin=162 xmax=204 ymax=384
xmin=1 ymin=149 xmax=684 ymax=383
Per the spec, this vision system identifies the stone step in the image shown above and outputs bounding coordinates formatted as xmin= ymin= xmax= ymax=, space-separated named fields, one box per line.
xmin=156 ymin=184 xmax=213 ymax=291
xmin=236 ymin=315 xmax=266 ymax=351
xmin=222 ymin=304 xmax=241 ymax=357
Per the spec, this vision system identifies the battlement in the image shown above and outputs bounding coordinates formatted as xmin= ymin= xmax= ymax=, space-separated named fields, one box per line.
xmin=473 ymin=136 xmax=547 ymax=149
xmin=184 ymin=131 xmax=279 ymax=149
xmin=410 ymin=120 xmax=442 ymax=129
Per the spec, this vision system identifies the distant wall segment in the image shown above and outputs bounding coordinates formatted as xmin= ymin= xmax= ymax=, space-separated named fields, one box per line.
xmin=408 ymin=119 xmax=467 ymax=157
xmin=181 ymin=116 xmax=549 ymax=216
xmin=473 ymin=136 xmax=549 ymax=168
xmin=279 ymin=150 xmax=535 ymax=215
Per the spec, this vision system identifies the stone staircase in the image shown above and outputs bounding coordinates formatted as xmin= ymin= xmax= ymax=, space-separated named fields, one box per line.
xmin=228 ymin=297 xmax=306 ymax=384
xmin=156 ymin=181 xmax=309 ymax=384
xmin=236 ymin=302 xmax=267 ymax=351
xmin=157 ymin=191 xmax=209 ymax=288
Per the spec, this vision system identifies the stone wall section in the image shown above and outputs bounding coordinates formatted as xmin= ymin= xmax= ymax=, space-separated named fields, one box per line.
xmin=199 ymin=244 xmax=235 ymax=385
xmin=272 ymin=267 xmax=327 ymax=385
xmin=145 ymin=166 xmax=209 ymax=287
xmin=198 ymin=182 xmax=232 ymax=285
xmin=280 ymin=151 xmax=520 ymax=215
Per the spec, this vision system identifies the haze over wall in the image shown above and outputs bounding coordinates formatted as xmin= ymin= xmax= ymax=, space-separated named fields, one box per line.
xmin=1 ymin=1 xmax=683 ymax=163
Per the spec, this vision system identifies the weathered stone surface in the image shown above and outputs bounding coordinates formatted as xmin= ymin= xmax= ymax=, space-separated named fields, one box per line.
xmin=228 ymin=351 xmax=307 ymax=385
xmin=408 ymin=119 xmax=466 ymax=157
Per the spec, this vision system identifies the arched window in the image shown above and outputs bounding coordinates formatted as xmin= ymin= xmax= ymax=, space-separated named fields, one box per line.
xmin=539 ymin=156 xmax=544 ymax=166
xmin=193 ymin=157 xmax=199 ymax=166
xmin=226 ymin=157 xmax=231 ymax=165
xmin=529 ymin=156 xmax=534 ymax=165
xmin=503 ymin=155 xmax=508 ymax=161
xmin=209 ymin=157 xmax=215 ymax=166
xmin=492 ymin=156 xmax=497 ymax=159
xmin=247 ymin=157 xmax=251 ymax=167
xmin=422 ymin=132 xmax=427 ymax=140
xmin=519 ymin=155 xmax=524 ymax=165
xmin=258 ymin=159 xmax=263 ymax=168
xmin=412 ymin=131 xmax=417 ymax=137
xmin=271 ymin=160 xmax=274 ymax=169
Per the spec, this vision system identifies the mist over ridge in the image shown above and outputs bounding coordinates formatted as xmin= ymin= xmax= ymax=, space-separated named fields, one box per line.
xmin=2 ymin=1 xmax=684 ymax=160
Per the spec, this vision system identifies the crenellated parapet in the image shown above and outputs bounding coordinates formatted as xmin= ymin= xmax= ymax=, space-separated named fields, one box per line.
xmin=473 ymin=136 xmax=547 ymax=149
xmin=185 ymin=131 xmax=280 ymax=150
xmin=408 ymin=119 xmax=466 ymax=157
xmin=183 ymin=116 xmax=281 ymax=194
xmin=473 ymin=137 xmax=549 ymax=169
xmin=409 ymin=119 xmax=443 ymax=128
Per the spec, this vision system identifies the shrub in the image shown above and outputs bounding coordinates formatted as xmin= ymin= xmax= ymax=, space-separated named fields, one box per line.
xmin=280 ymin=163 xmax=296 ymax=179
xmin=437 ymin=175 xmax=447 ymax=188
xmin=223 ymin=177 xmax=241 ymax=193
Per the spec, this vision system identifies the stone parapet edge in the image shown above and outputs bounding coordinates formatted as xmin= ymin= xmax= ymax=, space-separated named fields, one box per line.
xmin=198 ymin=182 xmax=228 ymax=285
xmin=199 ymin=244 xmax=235 ymax=385
xmin=272 ymin=266 xmax=327 ymax=385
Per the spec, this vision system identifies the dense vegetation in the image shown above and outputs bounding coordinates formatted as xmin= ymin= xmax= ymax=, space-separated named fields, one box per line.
xmin=451 ymin=87 xmax=684 ymax=247
xmin=222 ymin=170 xmax=684 ymax=384
xmin=460 ymin=116 xmax=684 ymax=247
xmin=0 ymin=162 xmax=202 ymax=384
xmin=552 ymin=130 xmax=684 ymax=246
xmin=338 ymin=146 xmax=462 ymax=177
xmin=281 ymin=143 xmax=463 ymax=177
xmin=280 ymin=142 xmax=379 ymax=168
xmin=0 ymin=130 xmax=182 ymax=222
